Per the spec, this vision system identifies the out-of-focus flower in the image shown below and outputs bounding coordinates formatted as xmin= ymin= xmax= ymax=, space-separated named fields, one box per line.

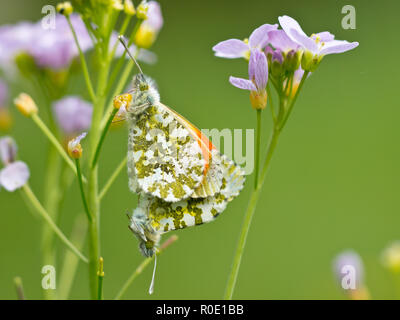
xmin=0 ymin=136 xmax=17 ymax=165
xmin=112 ymin=0 xmax=124 ymax=11
xmin=56 ymin=2 xmax=74 ymax=16
xmin=68 ymin=132 xmax=86 ymax=159
xmin=124 ymin=0 xmax=136 ymax=16
xmin=136 ymin=0 xmax=149 ymax=20
xmin=278 ymin=15 xmax=359 ymax=71
xmin=212 ymin=24 xmax=278 ymax=60
xmin=0 ymin=80 xmax=12 ymax=130
xmin=14 ymin=93 xmax=38 ymax=117
xmin=0 ymin=136 xmax=29 ymax=192
xmin=333 ymin=250 xmax=370 ymax=300
xmin=134 ymin=1 xmax=163 ymax=49
xmin=382 ymin=241 xmax=400 ymax=274
xmin=0 ymin=14 xmax=92 ymax=73
xmin=52 ymin=96 xmax=92 ymax=136
xmin=229 ymin=50 xmax=268 ymax=110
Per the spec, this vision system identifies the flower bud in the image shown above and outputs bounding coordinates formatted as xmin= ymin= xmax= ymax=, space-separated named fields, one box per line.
xmin=56 ymin=2 xmax=73 ymax=15
xmin=250 ymin=89 xmax=267 ymax=110
xmin=14 ymin=93 xmax=38 ymax=117
xmin=0 ymin=136 xmax=17 ymax=165
xmin=301 ymin=50 xmax=322 ymax=72
xmin=283 ymin=49 xmax=301 ymax=73
xmin=68 ymin=132 xmax=86 ymax=159
xmin=134 ymin=1 xmax=163 ymax=49
xmin=124 ymin=0 xmax=136 ymax=15
xmin=111 ymin=0 xmax=124 ymax=11
xmin=136 ymin=0 xmax=149 ymax=20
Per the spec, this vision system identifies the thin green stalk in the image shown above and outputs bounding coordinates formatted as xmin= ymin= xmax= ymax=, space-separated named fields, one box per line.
xmin=254 ymin=110 xmax=262 ymax=189
xmin=92 ymin=108 xmax=118 ymax=168
xmin=66 ymin=15 xmax=96 ymax=102
xmin=114 ymin=235 xmax=178 ymax=300
xmin=99 ymin=156 xmax=127 ymax=200
xmin=279 ymin=71 xmax=309 ymax=130
xmin=13 ymin=277 xmax=25 ymax=300
xmin=75 ymin=159 xmax=92 ymax=222
xmin=58 ymin=214 xmax=87 ymax=300
xmin=266 ymin=84 xmax=277 ymax=124
xmin=31 ymin=113 xmax=86 ymax=182
xmin=108 ymin=14 xmax=132 ymax=61
xmin=97 ymin=257 xmax=104 ymax=300
xmin=224 ymin=128 xmax=280 ymax=300
xmin=20 ymin=184 xmax=88 ymax=263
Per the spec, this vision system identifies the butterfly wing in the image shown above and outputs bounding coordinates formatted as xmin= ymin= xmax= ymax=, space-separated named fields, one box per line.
xmin=134 ymin=151 xmax=245 ymax=233
xmin=128 ymin=104 xmax=207 ymax=202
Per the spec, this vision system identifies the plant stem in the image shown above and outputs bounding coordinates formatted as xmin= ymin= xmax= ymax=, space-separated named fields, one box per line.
xmin=58 ymin=214 xmax=87 ymax=300
xmin=13 ymin=277 xmax=25 ymax=300
xmin=114 ymin=235 xmax=178 ymax=300
xmin=91 ymin=108 xmax=118 ymax=168
xmin=66 ymin=15 xmax=96 ymax=102
xmin=224 ymin=128 xmax=280 ymax=300
xmin=97 ymin=257 xmax=104 ymax=300
xmin=20 ymin=184 xmax=88 ymax=263
xmin=99 ymin=156 xmax=127 ymax=200
xmin=75 ymin=159 xmax=92 ymax=222
xmin=254 ymin=109 xmax=262 ymax=189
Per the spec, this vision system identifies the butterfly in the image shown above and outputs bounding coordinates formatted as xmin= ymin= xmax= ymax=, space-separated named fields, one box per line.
xmin=115 ymin=37 xmax=245 ymax=260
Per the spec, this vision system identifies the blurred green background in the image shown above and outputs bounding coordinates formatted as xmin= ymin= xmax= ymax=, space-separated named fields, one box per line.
xmin=1 ymin=0 xmax=399 ymax=299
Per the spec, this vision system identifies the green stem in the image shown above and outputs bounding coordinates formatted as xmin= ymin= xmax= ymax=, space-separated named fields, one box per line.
xmin=92 ymin=108 xmax=118 ymax=168
xmin=99 ymin=156 xmax=127 ymax=200
xmin=75 ymin=159 xmax=92 ymax=222
xmin=266 ymin=83 xmax=277 ymax=124
xmin=31 ymin=113 xmax=86 ymax=182
xmin=254 ymin=109 xmax=262 ymax=189
xmin=66 ymin=15 xmax=96 ymax=102
xmin=279 ymin=71 xmax=309 ymax=130
xmin=20 ymin=184 xmax=88 ymax=263
xmin=58 ymin=214 xmax=87 ymax=300
xmin=13 ymin=277 xmax=25 ymax=300
xmin=114 ymin=235 xmax=178 ymax=300
xmin=97 ymin=257 xmax=104 ymax=300
xmin=224 ymin=128 xmax=280 ymax=300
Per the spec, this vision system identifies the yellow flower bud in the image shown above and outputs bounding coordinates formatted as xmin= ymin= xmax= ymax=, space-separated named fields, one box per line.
xmin=124 ymin=0 xmax=136 ymax=15
xmin=382 ymin=241 xmax=400 ymax=273
xmin=134 ymin=25 xmax=156 ymax=49
xmin=250 ymin=90 xmax=267 ymax=110
xmin=136 ymin=1 xmax=149 ymax=20
xmin=68 ymin=132 xmax=86 ymax=159
xmin=14 ymin=93 xmax=38 ymax=117
xmin=56 ymin=2 xmax=73 ymax=15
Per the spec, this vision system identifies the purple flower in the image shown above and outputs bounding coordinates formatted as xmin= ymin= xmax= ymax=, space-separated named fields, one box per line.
xmin=213 ymin=24 xmax=278 ymax=59
xmin=0 ymin=14 xmax=92 ymax=72
xmin=333 ymin=250 xmax=364 ymax=289
xmin=268 ymin=29 xmax=300 ymax=53
xmin=229 ymin=50 xmax=268 ymax=110
xmin=278 ymin=15 xmax=359 ymax=56
xmin=0 ymin=136 xmax=29 ymax=191
xmin=52 ymin=96 xmax=93 ymax=136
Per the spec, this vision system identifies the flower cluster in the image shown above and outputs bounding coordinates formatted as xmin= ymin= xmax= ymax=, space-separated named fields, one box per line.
xmin=213 ymin=15 xmax=359 ymax=111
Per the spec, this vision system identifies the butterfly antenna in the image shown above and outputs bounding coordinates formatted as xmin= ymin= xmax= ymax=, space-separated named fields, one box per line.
xmin=118 ymin=35 xmax=144 ymax=74
xmin=148 ymin=254 xmax=157 ymax=295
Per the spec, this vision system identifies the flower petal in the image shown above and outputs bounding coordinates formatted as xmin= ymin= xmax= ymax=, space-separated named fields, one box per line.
xmin=248 ymin=23 xmax=278 ymax=49
xmin=212 ymin=39 xmax=249 ymax=59
xmin=320 ymin=40 xmax=359 ymax=55
xmin=0 ymin=136 xmax=17 ymax=165
xmin=315 ymin=31 xmax=335 ymax=42
xmin=249 ymin=50 xmax=268 ymax=90
xmin=268 ymin=30 xmax=300 ymax=52
xmin=279 ymin=15 xmax=318 ymax=53
xmin=229 ymin=76 xmax=257 ymax=91
xmin=0 ymin=161 xmax=29 ymax=191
